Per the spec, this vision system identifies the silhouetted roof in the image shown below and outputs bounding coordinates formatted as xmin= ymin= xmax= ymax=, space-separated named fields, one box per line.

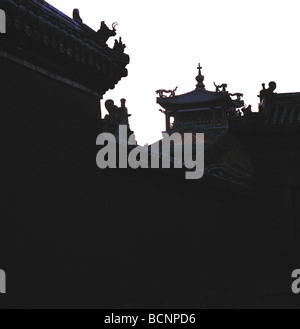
xmin=273 ymin=92 xmax=300 ymax=103
xmin=160 ymin=89 xmax=227 ymax=104
xmin=157 ymin=89 xmax=238 ymax=110
xmin=229 ymin=92 xmax=300 ymax=132
xmin=1 ymin=0 xmax=129 ymax=94
xmin=267 ymin=92 xmax=300 ymax=126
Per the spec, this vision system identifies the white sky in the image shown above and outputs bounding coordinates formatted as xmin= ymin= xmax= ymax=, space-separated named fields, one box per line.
xmin=49 ymin=0 xmax=300 ymax=145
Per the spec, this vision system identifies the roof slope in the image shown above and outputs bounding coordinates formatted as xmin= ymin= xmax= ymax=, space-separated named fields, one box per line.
xmin=1 ymin=0 xmax=130 ymax=94
xmin=157 ymin=88 xmax=244 ymax=111
xmin=158 ymin=89 xmax=230 ymax=107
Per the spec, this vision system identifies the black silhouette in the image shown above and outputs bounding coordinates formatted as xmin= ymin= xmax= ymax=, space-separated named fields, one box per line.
xmin=259 ymin=81 xmax=277 ymax=112
xmin=103 ymin=99 xmax=132 ymax=134
xmin=229 ymin=92 xmax=244 ymax=101
xmin=156 ymin=86 xmax=178 ymax=98
xmin=158 ymin=66 xmax=244 ymax=133
xmin=73 ymin=9 xmax=83 ymax=24
xmin=259 ymin=81 xmax=277 ymax=100
xmin=214 ymin=82 xmax=228 ymax=93
xmin=1 ymin=0 xmax=300 ymax=310
xmin=97 ymin=21 xmax=118 ymax=43
xmin=195 ymin=63 xmax=205 ymax=89
xmin=113 ymin=37 xmax=126 ymax=53
xmin=241 ymin=105 xmax=252 ymax=115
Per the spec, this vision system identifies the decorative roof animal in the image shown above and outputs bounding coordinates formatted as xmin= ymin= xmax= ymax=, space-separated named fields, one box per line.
xmin=214 ymin=82 xmax=228 ymax=93
xmin=156 ymin=86 xmax=178 ymax=98
xmin=97 ymin=21 xmax=118 ymax=43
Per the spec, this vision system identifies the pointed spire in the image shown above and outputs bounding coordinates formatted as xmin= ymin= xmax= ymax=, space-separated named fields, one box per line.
xmin=196 ymin=63 xmax=205 ymax=90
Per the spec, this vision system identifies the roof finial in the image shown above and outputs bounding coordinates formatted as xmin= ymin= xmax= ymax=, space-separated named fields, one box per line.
xmin=197 ymin=63 xmax=202 ymax=74
xmin=196 ymin=63 xmax=205 ymax=90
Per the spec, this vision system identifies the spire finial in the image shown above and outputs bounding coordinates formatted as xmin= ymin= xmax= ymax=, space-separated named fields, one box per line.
xmin=197 ymin=63 xmax=202 ymax=74
xmin=196 ymin=63 xmax=205 ymax=89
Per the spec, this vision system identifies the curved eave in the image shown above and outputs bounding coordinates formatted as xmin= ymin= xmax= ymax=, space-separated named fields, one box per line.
xmin=157 ymin=89 xmax=240 ymax=111
xmin=1 ymin=0 xmax=130 ymax=94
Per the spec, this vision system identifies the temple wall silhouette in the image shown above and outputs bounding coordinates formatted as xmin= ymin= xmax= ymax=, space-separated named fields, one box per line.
xmin=0 ymin=55 xmax=101 ymax=177
xmin=1 ymin=0 xmax=300 ymax=308
xmin=1 ymin=166 xmax=257 ymax=308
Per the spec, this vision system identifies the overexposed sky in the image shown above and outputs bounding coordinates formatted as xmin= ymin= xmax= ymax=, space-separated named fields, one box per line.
xmin=49 ymin=0 xmax=300 ymax=145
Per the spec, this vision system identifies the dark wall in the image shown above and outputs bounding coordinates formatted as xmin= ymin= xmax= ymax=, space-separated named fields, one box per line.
xmin=0 ymin=57 xmax=257 ymax=308
xmin=0 ymin=56 xmax=102 ymax=180
xmin=1 ymin=168 xmax=256 ymax=309
xmin=0 ymin=56 xmax=102 ymax=308
xmin=254 ymin=148 xmax=300 ymax=284
xmin=0 ymin=56 xmax=279 ymax=309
